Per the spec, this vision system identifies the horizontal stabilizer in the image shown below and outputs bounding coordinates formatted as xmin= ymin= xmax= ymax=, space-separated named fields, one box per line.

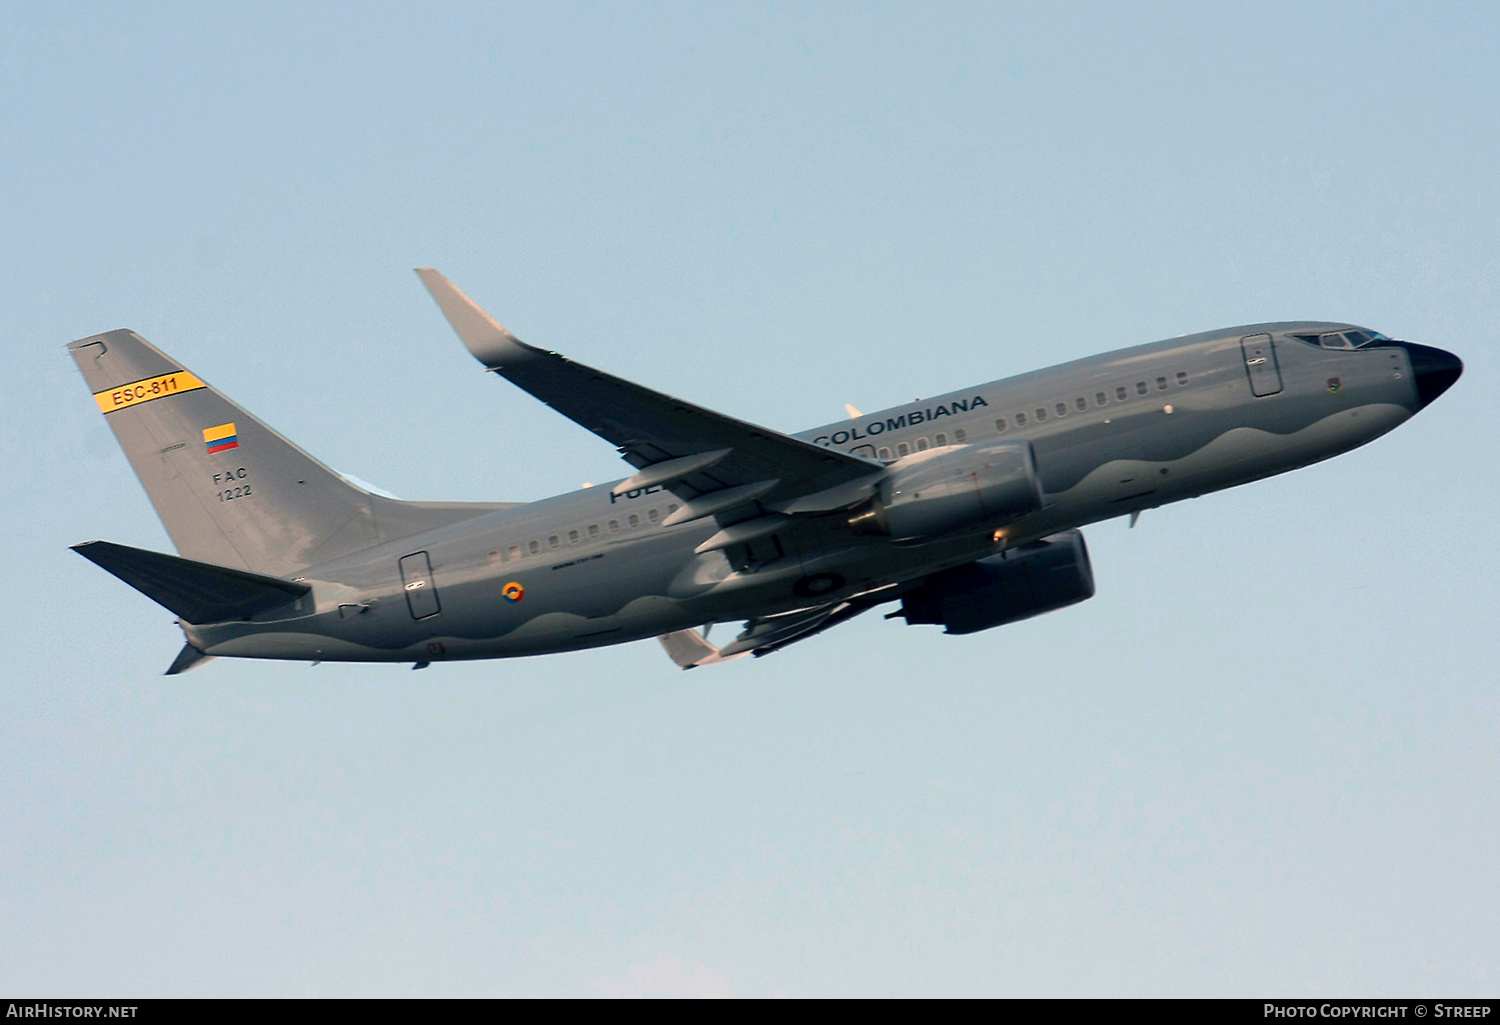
xmin=71 ymin=540 xmax=311 ymax=624
xmin=165 ymin=644 xmax=217 ymax=675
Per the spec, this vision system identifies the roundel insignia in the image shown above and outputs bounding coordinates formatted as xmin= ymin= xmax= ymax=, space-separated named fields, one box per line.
xmin=793 ymin=572 xmax=845 ymax=598
xmin=502 ymin=581 xmax=525 ymax=603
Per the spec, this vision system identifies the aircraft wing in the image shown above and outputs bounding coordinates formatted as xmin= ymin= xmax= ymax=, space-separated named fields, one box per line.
xmin=659 ymin=585 xmax=897 ymax=668
xmin=417 ymin=270 xmax=882 ymax=513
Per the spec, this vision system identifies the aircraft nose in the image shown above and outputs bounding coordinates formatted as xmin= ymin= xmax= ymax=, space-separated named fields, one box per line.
xmin=1390 ymin=341 xmax=1463 ymax=408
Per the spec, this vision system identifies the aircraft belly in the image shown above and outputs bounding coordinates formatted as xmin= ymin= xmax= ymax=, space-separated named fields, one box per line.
xmin=197 ymin=606 xmax=698 ymax=662
xmin=199 ymin=631 xmax=410 ymax=662
xmin=671 ymin=533 xmax=998 ymax=628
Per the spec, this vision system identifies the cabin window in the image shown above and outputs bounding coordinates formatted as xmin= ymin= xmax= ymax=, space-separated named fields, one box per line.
xmin=648 ymin=508 xmax=660 ymax=523
xmin=994 ymin=417 xmax=1007 ymax=433
xmin=608 ymin=519 xmax=620 ymax=533
xmin=878 ymin=446 xmax=892 ymax=460
xmin=954 ymin=428 xmax=966 ymax=443
xmin=509 ymin=545 xmax=522 ymax=561
xmin=628 ymin=513 xmax=640 ymax=528
xmin=915 ymin=437 xmax=929 ymax=451
xmin=588 ymin=524 xmax=599 ymax=538
xmin=1116 ymin=386 xmax=1128 ymax=401
xmin=1015 ymin=411 xmax=1027 ymax=426
xmin=1035 ymin=407 xmax=1047 ymax=422
xmin=1177 ymin=371 xmax=1189 ymax=385
xmin=1156 ymin=376 xmax=1168 ymax=390
xmin=528 ymin=539 xmax=540 ymax=555
xmin=1096 ymin=391 xmax=1108 ymax=406
xmin=1076 ymin=397 xmax=1088 ymax=411
xmin=1055 ymin=402 xmax=1067 ymax=417
xmin=548 ymin=535 xmax=560 ymax=549
xmin=934 ymin=432 xmax=947 ymax=446
xmin=1136 ymin=381 xmax=1148 ymax=396
xmin=568 ymin=529 xmax=579 ymax=544
xmin=897 ymin=442 xmax=910 ymax=456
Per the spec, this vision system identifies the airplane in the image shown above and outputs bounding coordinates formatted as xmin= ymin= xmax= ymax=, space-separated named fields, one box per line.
xmin=68 ymin=270 xmax=1463 ymax=674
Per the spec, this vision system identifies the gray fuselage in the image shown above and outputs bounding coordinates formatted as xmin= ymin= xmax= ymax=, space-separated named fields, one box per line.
xmin=182 ymin=323 xmax=1449 ymax=664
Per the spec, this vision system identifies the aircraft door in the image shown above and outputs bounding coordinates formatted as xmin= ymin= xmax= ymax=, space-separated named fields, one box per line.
xmin=399 ymin=551 xmax=442 ymax=620
xmin=1240 ymin=333 xmax=1283 ymax=397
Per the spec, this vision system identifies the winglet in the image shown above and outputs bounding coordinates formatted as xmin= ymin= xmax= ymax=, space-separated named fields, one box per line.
xmin=414 ymin=268 xmax=542 ymax=369
xmin=658 ymin=628 xmax=746 ymax=670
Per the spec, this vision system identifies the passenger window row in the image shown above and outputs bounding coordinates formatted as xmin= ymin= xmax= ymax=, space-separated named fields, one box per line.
xmin=993 ymin=370 xmax=1190 ymax=434
xmin=875 ymin=427 xmax=967 ymax=463
xmin=493 ymin=501 xmax=681 ymax=563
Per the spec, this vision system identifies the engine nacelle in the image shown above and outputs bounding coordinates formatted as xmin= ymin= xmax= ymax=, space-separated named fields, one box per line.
xmin=893 ymin=529 xmax=1095 ymax=634
xmin=848 ymin=440 xmax=1044 ymax=539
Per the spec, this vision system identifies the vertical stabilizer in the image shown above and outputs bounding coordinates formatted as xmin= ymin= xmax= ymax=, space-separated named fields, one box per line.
xmin=69 ymin=329 xmax=512 ymax=576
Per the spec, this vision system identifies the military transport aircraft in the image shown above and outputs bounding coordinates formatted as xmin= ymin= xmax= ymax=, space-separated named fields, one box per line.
xmin=68 ymin=271 xmax=1462 ymax=673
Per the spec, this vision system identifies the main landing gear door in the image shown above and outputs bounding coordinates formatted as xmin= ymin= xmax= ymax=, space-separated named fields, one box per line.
xmin=1240 ymin=333 xmax=1284 ymax=397
xmin=399 ymin=551 xmax=442 ymax=620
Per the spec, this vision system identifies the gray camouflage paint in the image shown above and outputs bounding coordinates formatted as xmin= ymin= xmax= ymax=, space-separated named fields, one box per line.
xmin=70 ymin=317 xmax=1458 ymax=667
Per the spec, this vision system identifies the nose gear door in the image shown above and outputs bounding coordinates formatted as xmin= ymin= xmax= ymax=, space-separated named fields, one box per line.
xmin=1240 ymin=333 xmax=1283 ymax=397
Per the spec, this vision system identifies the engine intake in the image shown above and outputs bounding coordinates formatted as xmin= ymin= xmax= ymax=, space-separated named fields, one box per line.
xmin=893 ymin=529 xmax=1095 ymax=634
xmin=849 ymin=440 xmax=1043 ymax=539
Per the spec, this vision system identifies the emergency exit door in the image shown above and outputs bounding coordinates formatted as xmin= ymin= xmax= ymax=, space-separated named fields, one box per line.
xmin=1240 ymin=333 xmax=1284 ymax=397
xmin=399 ymin=551 xmax=441 ymax=620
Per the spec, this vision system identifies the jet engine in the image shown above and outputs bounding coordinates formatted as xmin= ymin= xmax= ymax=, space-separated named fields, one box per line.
xmin=848 ymin=440 xmax=1044 ymax=539
xmin=892 ymin=529 xmax=1095 ymax=634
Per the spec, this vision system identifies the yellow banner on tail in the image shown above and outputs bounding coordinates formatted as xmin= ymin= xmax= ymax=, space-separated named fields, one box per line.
xmin=93 ymin=371 xmax=206 ymax=413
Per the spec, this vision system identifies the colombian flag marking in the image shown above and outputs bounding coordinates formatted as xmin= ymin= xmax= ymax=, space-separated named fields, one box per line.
xmin=502 ymin=581 xmax=525 ymax=603
xmin=203 ymin=422 xmax=239 ymax=454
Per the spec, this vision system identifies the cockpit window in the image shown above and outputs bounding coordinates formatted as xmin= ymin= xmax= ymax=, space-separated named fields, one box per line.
xmin=1304 ymin=330 xmax=1391 ymax=350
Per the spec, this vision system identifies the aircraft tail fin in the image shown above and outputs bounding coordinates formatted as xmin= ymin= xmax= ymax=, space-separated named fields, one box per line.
xmin=70 ymin=540 xmax=310 ymax=624
xmin=68 ymin=329 xmax=514 ymax=575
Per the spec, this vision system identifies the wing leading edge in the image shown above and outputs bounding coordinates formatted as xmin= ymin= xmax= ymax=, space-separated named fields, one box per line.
xmin=416 ymin=270 xmax=882 ymax=524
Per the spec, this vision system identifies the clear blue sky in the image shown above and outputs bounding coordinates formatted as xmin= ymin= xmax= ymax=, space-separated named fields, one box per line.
xmin=4 ymin=1 xmax=1497 ymax=996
